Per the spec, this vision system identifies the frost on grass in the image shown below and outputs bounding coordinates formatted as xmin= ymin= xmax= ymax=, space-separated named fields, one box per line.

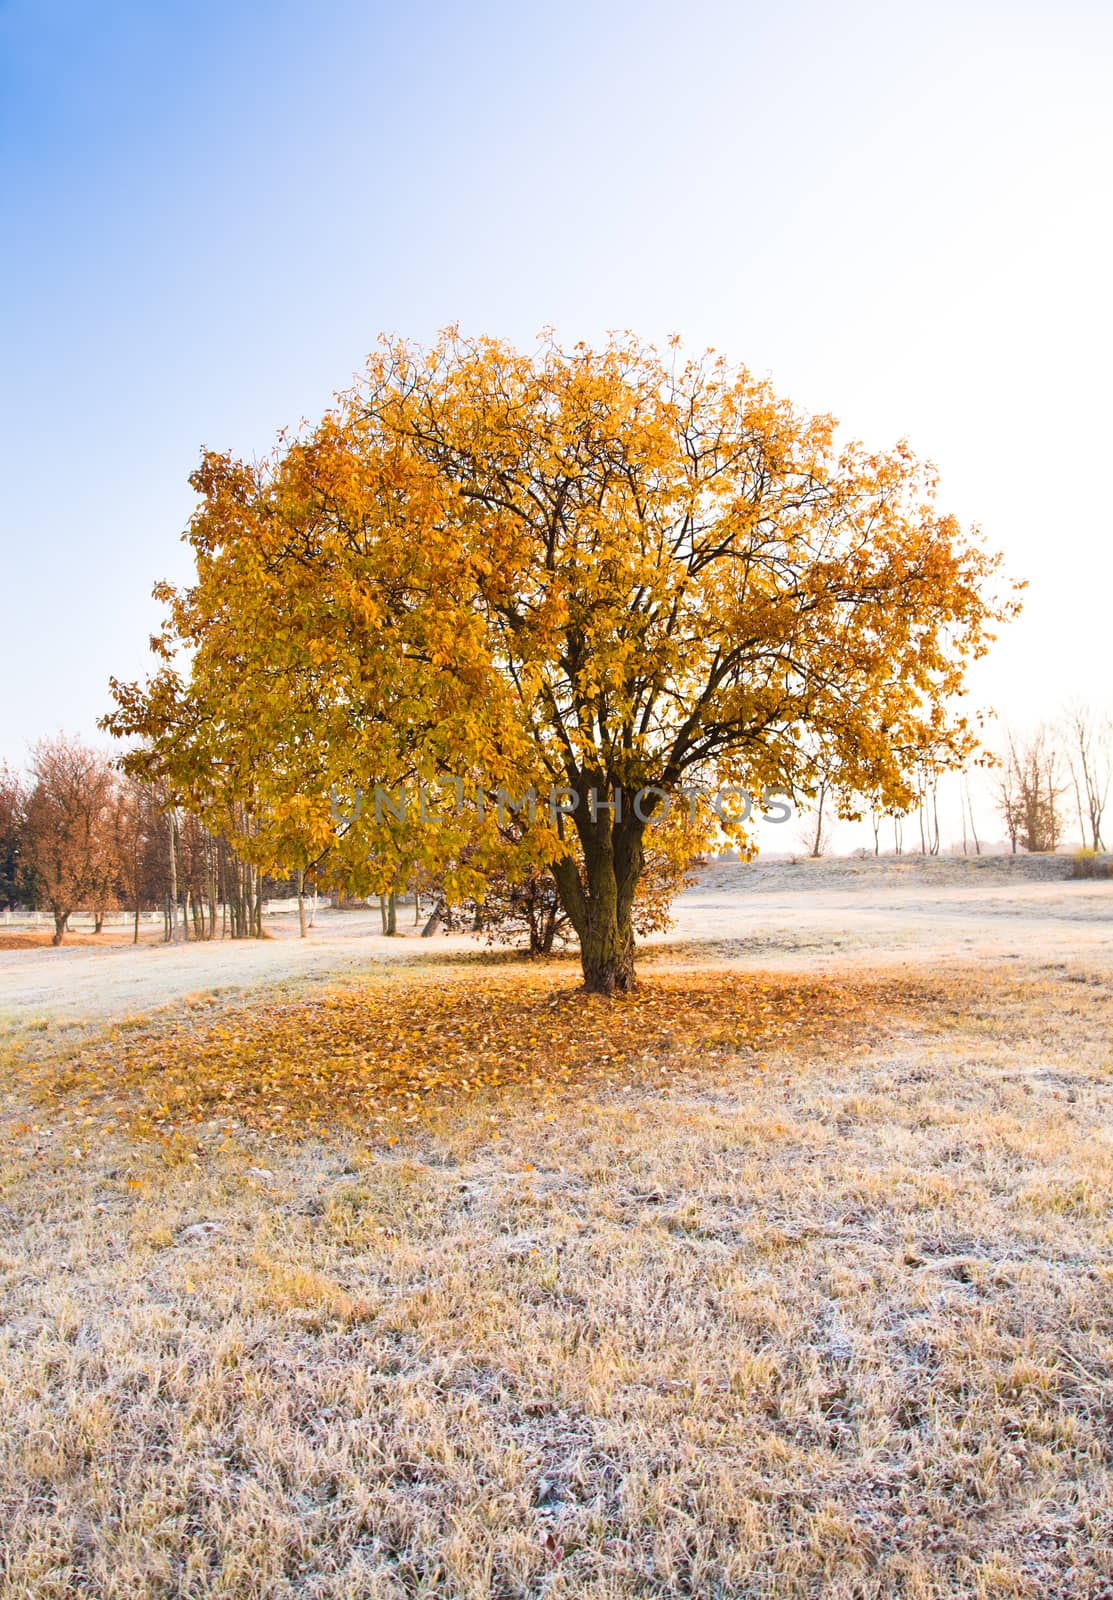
xmin=0 ymin=963 xmax=1112 ymax=1598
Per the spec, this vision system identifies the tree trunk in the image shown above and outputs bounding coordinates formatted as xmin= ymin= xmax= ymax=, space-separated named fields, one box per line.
xmin=386 ymin=889 xmax=398 ymax=936
xmin=552 ymin=799 xmax=644 ymax=995
xmin=207 ymin=836 xmax=217 ymax=940
xmin=133 ymin=837 xmax=141 ymax=944
xmin=809 ymin=783 xmax=828 ymax=858
xmin=167 ymin=810 xmax=180 ymax=942
xmin=579 ymin=909 xmax=636 ymax=994
xmin=533 ymin=900 xmax=558 ymax=956
xmin=297 ymin=868 xmax=307 ymax=937
xmin=52 ymin=908 xmax=69 ymax=946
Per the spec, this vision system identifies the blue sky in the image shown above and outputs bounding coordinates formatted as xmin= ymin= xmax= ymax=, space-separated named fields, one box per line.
xmin=2 ymin=0 xmax=1111 ymax=772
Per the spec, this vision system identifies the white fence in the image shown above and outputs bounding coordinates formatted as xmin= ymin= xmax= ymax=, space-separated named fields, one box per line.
xmin=0 ymin=908 xmax=163 ymax=930
xmin=1 ymin=897 xmax=316 ymax=932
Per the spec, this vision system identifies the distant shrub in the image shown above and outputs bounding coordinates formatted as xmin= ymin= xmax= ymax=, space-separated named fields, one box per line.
xmin=1069 ymin=848 xmax=1113 ymax=879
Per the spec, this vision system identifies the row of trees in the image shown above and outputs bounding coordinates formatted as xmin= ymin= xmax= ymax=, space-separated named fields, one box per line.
xmin=997 ymin=707 xmax=1111 ymax=855
xmin=9 ymin=704 xmax=1102 ymax=948
xmin=0 ymin=735 xmax=696 ymax=951
xmin=794 ymin=704 xmax=1111 ymax=859
xmin=0 ymin=737 xmax=273 ymax=945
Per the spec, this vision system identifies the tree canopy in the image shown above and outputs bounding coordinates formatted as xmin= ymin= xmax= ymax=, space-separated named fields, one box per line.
xmin=107 ymin=330 xmax=1016 ymax=991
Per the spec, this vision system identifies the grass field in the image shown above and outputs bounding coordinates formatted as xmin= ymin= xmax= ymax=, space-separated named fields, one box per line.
xmin=1 ymin=867 xmax=1112 ymax=1597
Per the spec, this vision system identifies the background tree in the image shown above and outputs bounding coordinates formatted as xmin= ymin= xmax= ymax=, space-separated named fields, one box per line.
xmin=108 ymin=331 xmax=1016 ymax=992
xmin=114 ymin=775 xmax=163 ymax=942
xmin=800 ymin=781 xmax=831 ymax=859
xmin=20 ymin=737 xmax=118 ymax=944
xmin=1061 ymin=702 xmax=1110 ymax=852
xmin=868 ymin=804 xmax=884 ymax=856
xmin=960 ymin=776 xmax=982 ymax=857
xmin=997 ymin=728 xmax=1065 ymax=853
xmin=0 ymin=765 xmax=26 ymax=911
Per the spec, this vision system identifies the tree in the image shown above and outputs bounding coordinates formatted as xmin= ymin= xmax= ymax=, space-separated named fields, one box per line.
xmin=107 ymin=331 xmax=1015 ymax=992
xmin=868 ymin=804 xmax=883 ymax=856
xmin=960 ymin=776 xmax=981 ymax=857
xmin=114 ymin=775 xmax=191 ymax=943
xmin=0 ymin=765 xmax=25 ymax=911
xmin=21 ymin=737 xmax=119 ymax=944
xmin=997 ymin=728 xmax=1066 ymax=854
xmin=1061 ymin=702 xmax=1111 ymax=852
xmin=800 ymin=781 xmax=831 ymax=859
xmin=912 ymin=758 xmax=942 ymax=856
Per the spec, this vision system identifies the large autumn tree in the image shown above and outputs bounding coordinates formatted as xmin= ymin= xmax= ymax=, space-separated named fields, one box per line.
xmin=107 ymin=331 xmax=1014 ymax=992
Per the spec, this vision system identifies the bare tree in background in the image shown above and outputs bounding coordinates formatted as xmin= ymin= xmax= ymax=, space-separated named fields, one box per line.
xmin=115 ymin=775 xmax=171 ymax=943
xmin=960 ymin=777 xmax=982 ymax=857
xmin=800 ymin=781 xmax=831 ymax=859
xmin=912 ymin=760 xmax=942 ymax=856
xmin=869 ymin=805 xmax=883 ymax=856
xmin=997 ymin=728 xmax=1066 ymax=854
xmin=1061 ymin=703 xmax=1111 ymax=852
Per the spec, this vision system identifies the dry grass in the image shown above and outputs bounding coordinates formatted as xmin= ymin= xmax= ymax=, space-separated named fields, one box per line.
xmin=1 ymin=960 xmax=1112 ymax=1598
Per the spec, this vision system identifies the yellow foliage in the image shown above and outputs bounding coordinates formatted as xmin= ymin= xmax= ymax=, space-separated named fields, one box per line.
xmin=105 ymin=331 xmax=1017 ymax=990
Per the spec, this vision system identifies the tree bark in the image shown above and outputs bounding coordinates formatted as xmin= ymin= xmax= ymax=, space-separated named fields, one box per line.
xmin=579 ymin=907 xmax=636 ymax=994
xmin=552 ymin=792 xmax=644 ymax=994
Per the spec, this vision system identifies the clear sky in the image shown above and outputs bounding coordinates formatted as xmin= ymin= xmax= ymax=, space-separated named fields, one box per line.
xmin=2 ymin=0 xmax=1111 ymax=787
